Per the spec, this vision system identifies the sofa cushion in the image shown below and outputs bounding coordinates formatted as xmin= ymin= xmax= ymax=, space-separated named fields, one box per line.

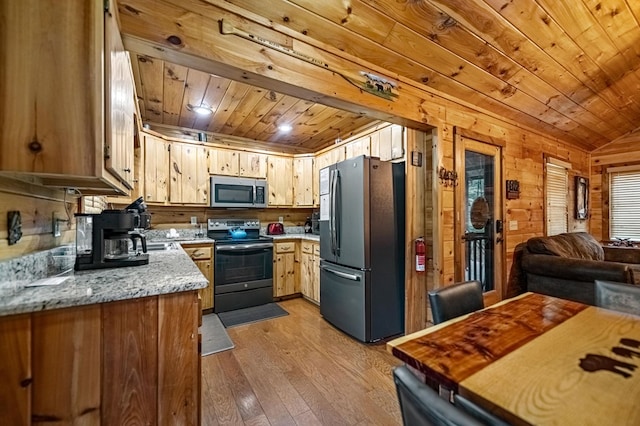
xmin=527 ymin=232 xmax=604 ymax=261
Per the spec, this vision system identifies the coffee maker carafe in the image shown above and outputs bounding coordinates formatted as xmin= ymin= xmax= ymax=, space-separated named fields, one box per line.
xmin=75 ymin=197 xmax=151 ymax=271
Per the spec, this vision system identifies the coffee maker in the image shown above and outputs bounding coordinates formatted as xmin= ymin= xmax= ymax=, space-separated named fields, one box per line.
xmin=75 ymin=197 xmax=151 ymax=271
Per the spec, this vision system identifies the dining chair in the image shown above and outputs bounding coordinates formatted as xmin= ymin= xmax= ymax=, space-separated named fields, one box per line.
xmin=454 ymin=394 xmax=512 ymax=426
xmin=594 ymin=280 xmax=640 ymax=315
xmin=393 ymin=365 xmax=484 ymax=426
xmin=428 ymin=280 xmax=484 ymax=325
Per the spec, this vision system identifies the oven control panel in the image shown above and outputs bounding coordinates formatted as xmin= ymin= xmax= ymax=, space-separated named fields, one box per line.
xmin=207 ymin=218 xmax=260 ymax=231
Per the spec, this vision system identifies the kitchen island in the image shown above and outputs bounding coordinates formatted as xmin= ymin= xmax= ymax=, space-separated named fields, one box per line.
xmin=0 ymin=247 xmax=206 ymax=425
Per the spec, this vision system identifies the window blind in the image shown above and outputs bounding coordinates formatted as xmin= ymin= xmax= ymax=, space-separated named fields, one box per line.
xmin=546 ymin=162 xmax=568 ymax=236
xmin=610 ymin=170 xmax=640 ymax=240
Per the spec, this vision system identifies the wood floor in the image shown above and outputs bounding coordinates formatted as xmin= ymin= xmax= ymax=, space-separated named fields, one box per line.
xmin=201 ymin=298 xmax=403 ymax=425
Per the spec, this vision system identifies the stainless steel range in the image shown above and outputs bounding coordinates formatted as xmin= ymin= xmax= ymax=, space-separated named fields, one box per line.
xmin=208 ymin=218 xmax=273 ymax=313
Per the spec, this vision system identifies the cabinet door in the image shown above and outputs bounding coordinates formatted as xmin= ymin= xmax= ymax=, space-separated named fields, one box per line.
xmin=209 ymin=148 xmax=239 ymax=176
xmin=183 ymin=245 xmax=214 ymax=311
xmin=195 ymin=145 xmax=209 ymax=205
xmin=314 ymin=147 xmax=345 ymax=206
xmin=293 ymin=157 xmax=314 ymax=207
xmin=239 ymin=152 xmax=267 ymax=178
xmin=0 ymin=314 xmax=30 ymax=425
xmin=169 ymin=143 xmax=184 ymax=203
xmin=345 ymin=136 xmax=371 ymax=159
xmin=268 ymin=156 xmax=293 ymax=206
xmin=105 ymin=9 xmax=135 ymax=189
xmin=390 ymin=124 xmax=405 ymax=160
xmin=33 ymin=306 xmax=101 ymax=424
xmin=300 ymin=252 xmax=312 ymax=298
xmin=158 ymin=292 xmax=200 ymax=425
xmin=170 ymin=142 xmax=207 ymax=205
xmin=194 ymin=260 xmax=214 ymax=311
xmin=0 ymin=1 xmax=128 ymax=194
xmin=143 ymin=133 xmax=169 ymax=203
xmin=274 ymin=243 xmax=296 ymax=297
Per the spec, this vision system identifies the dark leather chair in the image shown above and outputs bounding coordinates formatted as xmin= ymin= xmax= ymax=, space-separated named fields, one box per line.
xmin=454 ymin=394 xmax=512 ymax=426
xmin=393 ymin=365 xmax=483 ymax=426
xmin=428 ymin=280 xmax=484 ymax=325
xmin=595 ymin=280 xmax=640 ymax=315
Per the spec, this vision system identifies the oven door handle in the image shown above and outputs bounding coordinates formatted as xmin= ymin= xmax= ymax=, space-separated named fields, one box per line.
xmin=215 ymin=243 xmax=274 ymax=253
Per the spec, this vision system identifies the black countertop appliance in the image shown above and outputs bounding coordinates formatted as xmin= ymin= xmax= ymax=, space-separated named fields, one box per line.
xmin=74 ymin=197 xmax=151 ymax=271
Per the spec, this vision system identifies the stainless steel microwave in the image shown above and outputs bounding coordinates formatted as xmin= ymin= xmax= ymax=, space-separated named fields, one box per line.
xmin=210 ymin=176 xmax=268 ymax=208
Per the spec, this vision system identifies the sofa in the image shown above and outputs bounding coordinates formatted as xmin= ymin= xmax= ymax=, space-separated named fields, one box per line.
xmin=519 ymin=232 xmax=640 ymax=305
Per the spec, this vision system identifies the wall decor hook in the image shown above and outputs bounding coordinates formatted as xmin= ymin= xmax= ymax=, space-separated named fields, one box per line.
xmin=438 ymin=167 xmax=458 ymax=187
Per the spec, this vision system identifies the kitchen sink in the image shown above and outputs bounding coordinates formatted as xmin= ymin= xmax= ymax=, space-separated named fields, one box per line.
xmin=145 ymin=241 xmax=180 ymax=251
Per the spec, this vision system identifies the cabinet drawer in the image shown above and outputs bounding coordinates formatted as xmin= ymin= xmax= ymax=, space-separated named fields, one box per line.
xmin=182 ymin=246 xmax=212 ymax=260
xmin=301 ymin=242 xmax=313 ymax=254
xmin=275 ymin=242 xmax=295 ymax=253
xmin=313 ymin=243 xmax=320 ymax=256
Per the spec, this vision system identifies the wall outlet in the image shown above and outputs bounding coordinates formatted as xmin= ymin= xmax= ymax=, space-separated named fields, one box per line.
xmin=278 ymin=216 xmax=284 ymax=223
xmin=53 ymin=213 xmax=61 ymax=237
xmin=190 ymin=216 xmax=198 ymax=225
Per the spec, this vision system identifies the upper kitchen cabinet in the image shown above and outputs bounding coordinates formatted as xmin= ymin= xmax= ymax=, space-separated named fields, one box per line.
xmin=239 ymin=152 xmax=268 ymax=178
xmin=0 ymin=0 xmax=135 ymax=194
xmin=267 ymin=156 xmax=293 ymax=206
xmin=209 ymin=148 xmax=239 ymax=176
xmin=293 ymin=157 xmax=314 ymax=207
xmin=313 ymin=146 xmax=345 ymax=207
xmin=142 ymin=133 xmax=169 ymax=204
xmin=209 ymin=148 xmax=267 ymax=178
xmin=345 ymin=136 xmax=371 ymax=160
xmin=169 ymin=142 xmax=208 ymax=205
xmin=370 ymin=124 xmax=405 ymax=161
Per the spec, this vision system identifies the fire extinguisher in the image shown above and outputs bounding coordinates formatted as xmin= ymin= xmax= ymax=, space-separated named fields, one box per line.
xmin=415 ymin=237 xmax=426 ymax=273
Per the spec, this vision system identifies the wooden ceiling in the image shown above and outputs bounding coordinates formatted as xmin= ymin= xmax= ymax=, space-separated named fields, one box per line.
xmin=119 ymin=0 xmax=640 ymax=152
xmin=131 ymin=54 xmax=378 ymax=152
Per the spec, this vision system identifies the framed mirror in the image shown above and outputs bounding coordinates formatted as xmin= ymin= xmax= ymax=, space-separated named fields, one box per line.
xmin=575 ymin=176 xmax=588 ymax=220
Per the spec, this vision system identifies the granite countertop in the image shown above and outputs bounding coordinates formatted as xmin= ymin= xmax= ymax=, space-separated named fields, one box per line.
xmin=0 ymin=247 xmax=207 ymax=317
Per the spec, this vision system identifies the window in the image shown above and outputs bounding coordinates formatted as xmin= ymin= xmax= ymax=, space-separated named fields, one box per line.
xmin=610 ymin=169 xmax=640 ymax=240
xmin=546 ymin=160 xmax=569 ymax=236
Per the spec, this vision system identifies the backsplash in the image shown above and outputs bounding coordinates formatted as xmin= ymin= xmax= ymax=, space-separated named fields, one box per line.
xmin=0 ymin=245 xmax=74 ymax=288
xmin=144 ymin=225 xmax=306 ymax=239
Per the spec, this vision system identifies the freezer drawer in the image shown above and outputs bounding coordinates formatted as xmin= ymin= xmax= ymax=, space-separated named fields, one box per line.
xmin=319 ymin=260 xmax=367 ymax=342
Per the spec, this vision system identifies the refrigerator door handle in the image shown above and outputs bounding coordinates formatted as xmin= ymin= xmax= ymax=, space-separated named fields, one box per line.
xmin=320 ymin=265 xmax=360 ymax=282
xmin=334 ymin=169 xmax=341 ymax=256
xmin=329 ymin=170 xmax=335 ymax=254
xmin=330 ymin=169 xmax=339 ymax=255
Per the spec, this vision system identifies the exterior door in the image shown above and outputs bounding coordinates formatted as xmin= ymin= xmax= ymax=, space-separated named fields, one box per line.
xmin=455 ymin=136 xmax=503 ymax=305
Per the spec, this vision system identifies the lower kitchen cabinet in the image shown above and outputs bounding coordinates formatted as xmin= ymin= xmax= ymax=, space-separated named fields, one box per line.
xmin=274 ymin=241 xmax=298 ymax=297
xmin=182 ymin=243 xmax=214 ymax=311
xmin=300 ymin=241 xmax=320 ymax=304
xmin=0 ymin=291 xmax=200 ymax=424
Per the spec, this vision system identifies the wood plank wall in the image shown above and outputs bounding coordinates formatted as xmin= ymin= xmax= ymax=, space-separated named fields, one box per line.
xmin=433 ymin=118 xmax=590 ymax=300
xmin=590 ymin=132 xmax=640 ymax=241
xmin=0 ymin=177 xmax=77 ymax=261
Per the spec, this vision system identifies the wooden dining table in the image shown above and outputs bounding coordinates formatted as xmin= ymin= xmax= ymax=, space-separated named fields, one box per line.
xmin=387 ymin=292 xmax=640 ymax=425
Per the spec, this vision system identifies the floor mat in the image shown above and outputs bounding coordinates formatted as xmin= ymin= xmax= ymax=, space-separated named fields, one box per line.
xmin=218 ymin=303 xmax=289 ymax=328
xmin=200 ymin=313 xmax=234 ymax=356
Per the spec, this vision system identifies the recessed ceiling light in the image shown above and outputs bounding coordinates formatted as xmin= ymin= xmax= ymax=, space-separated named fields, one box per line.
xmin=188 ymin=104 xmax=213 ymax=116
xmin=278 ymin=124 xmax=292 ymax=132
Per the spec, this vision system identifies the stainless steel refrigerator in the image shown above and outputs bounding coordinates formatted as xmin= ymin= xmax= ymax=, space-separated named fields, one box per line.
xmin=319 ymin=155 xmax=405 ymax=342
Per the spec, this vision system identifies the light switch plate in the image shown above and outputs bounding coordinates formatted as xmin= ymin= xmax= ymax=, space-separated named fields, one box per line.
xmin=509 ymin=220 xmax=518 ymax=231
